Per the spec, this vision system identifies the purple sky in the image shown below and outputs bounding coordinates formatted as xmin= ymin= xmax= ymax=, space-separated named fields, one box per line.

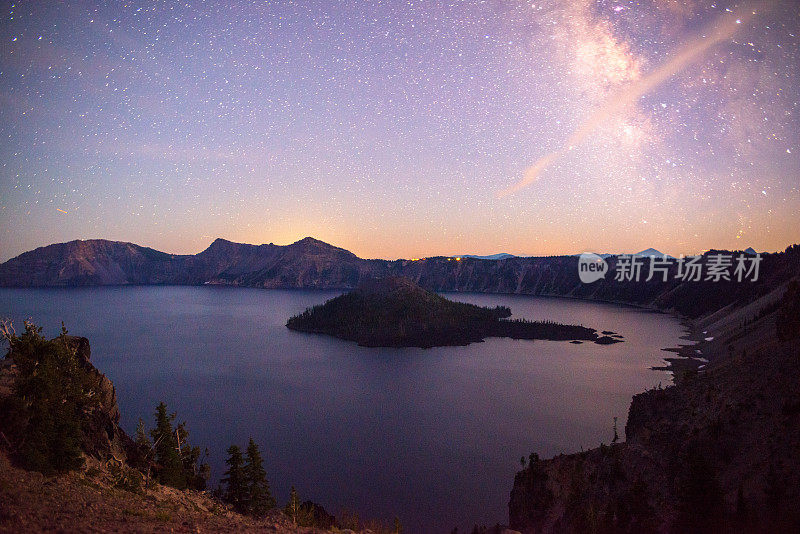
xmin=1 ymin=0 xmax=798 ymax=262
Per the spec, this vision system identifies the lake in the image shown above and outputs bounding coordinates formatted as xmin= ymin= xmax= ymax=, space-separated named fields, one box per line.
xmin=0 ymin=286 xmax=684 ymax=532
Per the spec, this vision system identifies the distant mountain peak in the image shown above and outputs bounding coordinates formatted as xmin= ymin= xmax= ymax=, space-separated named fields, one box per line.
xmin=634 ymin=248 xmax=666 ymax=257
xmin=206 ymin=237 xmax=235 ymax=248
xmin=744 ymin=247 xmax=757 ymax=255
xmin=201 ymin=237 xmax=243 ymax=254
xmin=292 ymin=236 xmax=331 ymax=246
xmin=288 ymin=237 xmax=359 ymax=259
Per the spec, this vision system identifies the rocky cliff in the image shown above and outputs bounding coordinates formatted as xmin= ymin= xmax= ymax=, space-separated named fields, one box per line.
xmin=66 ymin=335 xmax=134 ymax=461
xmin=508 ymin=281 xmax=800 ymax=533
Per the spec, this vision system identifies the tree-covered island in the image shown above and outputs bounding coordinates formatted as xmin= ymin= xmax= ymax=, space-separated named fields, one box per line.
xmin=286 ymin=276 xmax=620 ymax=348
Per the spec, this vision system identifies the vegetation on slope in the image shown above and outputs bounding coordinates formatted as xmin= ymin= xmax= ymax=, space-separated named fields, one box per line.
xmin=286 ymin=276 xmax=603 ymax=347
xmin=0 ymin=321 xmax=101 ymax=474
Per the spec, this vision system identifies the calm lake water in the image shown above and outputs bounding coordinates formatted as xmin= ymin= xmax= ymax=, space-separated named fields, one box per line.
xmin=0 ymin=286 xmax=684 ymax=532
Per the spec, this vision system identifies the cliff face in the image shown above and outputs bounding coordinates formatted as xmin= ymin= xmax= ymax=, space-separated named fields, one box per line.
xmin=65 ymin=336 xmax=133 ymax=461
xmin=3 ymin=238 xmax=799 ymax=319
xmin=508 ymin=286 xmax=800 ymax=533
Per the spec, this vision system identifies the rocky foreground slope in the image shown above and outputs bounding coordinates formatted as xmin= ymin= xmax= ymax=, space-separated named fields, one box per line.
xmin=508 ymin=281 xmax=800 ymax=533
xmin=0 ymin=331 xmax=397 ymax=534
xmin=0 ymin=450 xmax=329 ymax=534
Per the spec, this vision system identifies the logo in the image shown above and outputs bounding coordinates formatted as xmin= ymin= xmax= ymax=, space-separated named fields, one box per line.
xmin=578 ymin=253 xmax=608 ymax=283
xmin=577 ymin=252 xmax=761 ymax=284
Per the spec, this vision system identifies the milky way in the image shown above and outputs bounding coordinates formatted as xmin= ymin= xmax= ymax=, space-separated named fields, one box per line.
xmin=1 ymin=0 xmax=798 ymax=261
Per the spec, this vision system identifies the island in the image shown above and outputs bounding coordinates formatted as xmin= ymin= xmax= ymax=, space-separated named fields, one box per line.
xmin=286 ymin=276 xmax=620 ymax=348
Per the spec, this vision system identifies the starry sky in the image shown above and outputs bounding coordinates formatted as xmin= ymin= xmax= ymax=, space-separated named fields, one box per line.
xmin=1 ymin=0 xmax=798 ymax=262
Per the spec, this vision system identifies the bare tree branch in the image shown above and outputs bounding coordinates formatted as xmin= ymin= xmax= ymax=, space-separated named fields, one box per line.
xmin=0 ymin=318 xmax=15 ymax=343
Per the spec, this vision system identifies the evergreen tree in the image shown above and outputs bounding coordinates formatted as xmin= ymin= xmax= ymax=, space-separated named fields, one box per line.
xmin=0 ymin=322 xmax=99 ymax=474
xmin=135 ymin=418 xmax=150 ymax=450
xmin=222 ymin=445 xmax=247 ymax=512
xmin=130 ymin=417 xmax=153 ymax=473
xmin=150 ymin=402 xmax=186 ymax=489
xmin=286 ymin=486 xmax=301 ymax=525
xmin=176 ymin=421 xmax=208 ymax=490
xmin=196 ymin=447 xmax=211 ymax=490
xmin=243 ymin=438 xmax=275 ymax=516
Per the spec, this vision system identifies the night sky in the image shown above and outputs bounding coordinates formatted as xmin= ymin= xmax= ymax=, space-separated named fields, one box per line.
xmin=1 ymin=0 xmax=798 ymax=262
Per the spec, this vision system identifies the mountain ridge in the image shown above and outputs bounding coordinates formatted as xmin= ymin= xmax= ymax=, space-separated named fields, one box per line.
xmin=2 ymin=238 xmax=798 ymax=320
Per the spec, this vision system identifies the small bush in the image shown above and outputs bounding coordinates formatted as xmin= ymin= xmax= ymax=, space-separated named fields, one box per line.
xmin=110 ymin=462 xmax=144 ymax=494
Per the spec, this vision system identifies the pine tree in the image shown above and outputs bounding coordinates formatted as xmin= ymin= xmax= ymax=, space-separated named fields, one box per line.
xmin=286 ymin=486 xmax=301 ymax=525
xmin=132 ymin=417 xmax=153 ymax=474
xmin=222 ymin=445 xmax=247 ymax=512
xmin=150 ymin=402 xmax=186 ymax=489
xmin=176 ymin=421 xmax=208 ymax=490
xmin=135 ymin=418 xmax=151 ymax=450
xmin=243 ymin=438 xmax=275 ymax=516
xmin=0 ymin=321 xmax=99 ymax=474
